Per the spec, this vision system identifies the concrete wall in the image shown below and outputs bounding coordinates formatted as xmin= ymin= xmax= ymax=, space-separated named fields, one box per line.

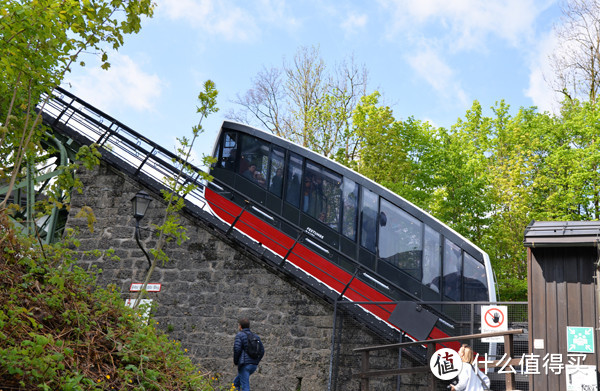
xmin=67 ymin=161 xmax=428 ymax=391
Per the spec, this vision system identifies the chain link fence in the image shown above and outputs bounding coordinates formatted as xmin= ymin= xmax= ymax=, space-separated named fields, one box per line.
xmin=329 ymin=301 xmax=529 ymax=391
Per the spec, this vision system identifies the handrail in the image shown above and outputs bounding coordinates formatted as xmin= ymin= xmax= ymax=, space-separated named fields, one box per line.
xmin=354 ymin=329 xmax=525 ymax=391
xmin=354 ymin=328 xmax=524 ymax=352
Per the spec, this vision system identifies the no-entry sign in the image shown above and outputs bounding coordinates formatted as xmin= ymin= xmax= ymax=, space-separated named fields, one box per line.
xmin=481 ymin=305 xmax=508 ymax=342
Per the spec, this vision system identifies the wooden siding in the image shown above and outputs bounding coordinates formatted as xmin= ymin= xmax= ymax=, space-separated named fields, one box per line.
xmin=528 ymin=246 xmax=599 ymax=391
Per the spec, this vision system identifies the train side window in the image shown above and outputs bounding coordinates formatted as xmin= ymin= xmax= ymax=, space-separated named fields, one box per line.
xmin=285 ymin=153 xmax=303 ymax=207
xmin=359 ymin=187 xmax=378 ymax=253
xmin=321 ymin=169 xmax=342 ymax=231
xmin=269 ymin=147 xmax=285 ymax=197
xmin=302 ymin=161 xmax=341 ymax=229
xmin=422 ymin=225 xmax=441 ymax=293
xmin=443 ymin=239 xmax=462 ymax=301
xmin=378 ymin=198 xmax=423 ymax=279
xmin=239 ymin=134 xmax=269 ymax=188
xmin=218 ymin=132 xmax=238 ymax=170
xmin=463 ymin=253 xmax=488 ymax=301
xmin=341 ymin=179 xmax=358 ymax=240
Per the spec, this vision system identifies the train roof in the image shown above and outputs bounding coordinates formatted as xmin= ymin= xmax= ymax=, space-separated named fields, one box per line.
xmin=219 ymin=120 xmax=488 ymax=262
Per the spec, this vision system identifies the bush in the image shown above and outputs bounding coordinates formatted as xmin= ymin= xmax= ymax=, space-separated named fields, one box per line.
xmin=0 ymin=211 xmax=227 ymax=390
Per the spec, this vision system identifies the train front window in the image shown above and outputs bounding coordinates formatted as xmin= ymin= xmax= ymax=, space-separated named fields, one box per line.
xmin=443 ymin=239 xmax=462 ymax=301
xmin=378 ymin=198 xmax=423 ymax=279
xmin=360 ymin=188 xmax=378 ymax=253
xmin=463 ymin=253 xmax=488 ymax=301
xmin=285 ymin=153 xmax=303 ymax=207
xmin=422 ymin=225 xmax=441 ymax=293
xmin=342 ymin=179 xmax=358 ymax=240
xmin=239 ymin=134 xmax=269 ymax=188
xmin=269 ymin=147 xmax=285 ymax=197
xmin=218 ymin=132 xmax=238 ymax=170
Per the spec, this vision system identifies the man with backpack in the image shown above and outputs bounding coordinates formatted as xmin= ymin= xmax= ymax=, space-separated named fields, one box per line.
xmin=233 ymin=318 xmax=264 ymax=391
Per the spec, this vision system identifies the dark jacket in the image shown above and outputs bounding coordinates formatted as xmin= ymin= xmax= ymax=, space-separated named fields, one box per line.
xmin=233 ymin=328 xmax=264 ymax=366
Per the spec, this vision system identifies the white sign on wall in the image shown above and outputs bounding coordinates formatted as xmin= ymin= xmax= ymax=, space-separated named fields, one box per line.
xmin=481 ymin=305 xmax=508 ymax=343
xmin=566 ymin=365 xmax=598 ymax=391
xmin=129 ymin=283 xmax=162 ymax=292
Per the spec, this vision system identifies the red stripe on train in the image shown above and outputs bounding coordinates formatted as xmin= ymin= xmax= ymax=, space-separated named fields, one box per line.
xmin=205 ymin=187 xmax=457 ymax=349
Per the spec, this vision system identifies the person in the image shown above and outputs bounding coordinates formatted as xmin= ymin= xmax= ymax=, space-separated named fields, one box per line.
xmin=254 ymin=170 xmax=266 ymax=187
xmin=242 ymin=164 xmax=257 ymax=181
xmin=450 ymin=344 xmax=490 ymax=391
xmin=270 ymin=168 xmax=283 ymax=197
xmin=233 ymin=318 xmax=264 ymax=391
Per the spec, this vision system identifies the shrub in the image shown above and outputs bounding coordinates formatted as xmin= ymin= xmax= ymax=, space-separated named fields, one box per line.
xmin=0 ymin=211 xmax=225 ymax=390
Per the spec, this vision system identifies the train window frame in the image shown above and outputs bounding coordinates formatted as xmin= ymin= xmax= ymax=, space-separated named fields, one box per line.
xmin=268 ymin=146 xmax=285 ymax=197
xmin=378 ymin=198 xmax=424 ymax=280
xmin=442 ymin=238 xmax=463 ymax=301
xmin=422 ymin=225 xmax=442 ymax=294
xmin=462 ymin=252 xmax=488 ymax=301
xmin=301 ymin=161 xmax=342 ymax=230
xmin=341 ymin=178 xmax=359 ymax=241
xmin=284 ymin=152 xmax=303 ymax=207
xmin=238 ymin=133 xmax=269 ymax=188
xmin=218 ymin=131 xmax=238 ymax=171
xmin=359 ymin=187 xmax=378 ymax=253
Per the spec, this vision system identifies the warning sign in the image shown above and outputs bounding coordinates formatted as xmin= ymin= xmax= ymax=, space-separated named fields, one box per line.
xmin=481 ymin=305 xmax=508 ymax=342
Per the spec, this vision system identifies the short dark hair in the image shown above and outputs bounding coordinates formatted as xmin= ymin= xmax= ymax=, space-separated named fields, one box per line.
xmin=238 ymin=318 xmax=250 ymax=329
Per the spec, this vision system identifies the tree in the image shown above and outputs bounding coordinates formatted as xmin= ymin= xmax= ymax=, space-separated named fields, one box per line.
xmin=134 ymin=80 xmax=218 ymax=307
xmin=229 ymin=45 xmax=369 ymax=159
xmin=0 ymin=0 xmax=154 ymax=211
xmin=350 ymin=91 xmax=440 ymax=208
xmin=550 ymin=0 xmax=600 ymax=102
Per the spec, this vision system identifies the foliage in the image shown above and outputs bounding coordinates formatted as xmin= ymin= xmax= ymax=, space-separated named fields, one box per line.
xmin=0 ymin=0 xmax=154 ymax=209
xmin=0 ymin=211 xmax=227 ymax=390
xmin=230 ymin=45 xmax=369 ymax=159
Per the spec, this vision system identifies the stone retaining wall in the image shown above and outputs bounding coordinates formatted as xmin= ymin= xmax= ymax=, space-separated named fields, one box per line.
xmin=66 ymin=161 xmax=428 ymax=391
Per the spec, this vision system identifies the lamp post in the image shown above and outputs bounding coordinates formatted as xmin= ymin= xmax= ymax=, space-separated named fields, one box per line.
xmin=131 ymin=191 xmax=153 ymax=269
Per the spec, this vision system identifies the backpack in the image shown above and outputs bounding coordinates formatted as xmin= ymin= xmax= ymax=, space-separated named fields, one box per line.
xmin=472 ymin=364 xmax=491 ymax=390
xmin=243 ymin=330 xmax=264 ymax=361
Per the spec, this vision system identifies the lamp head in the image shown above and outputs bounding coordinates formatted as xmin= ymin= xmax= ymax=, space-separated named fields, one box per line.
xmin=131 ymin=191 xmax=152 ymax=221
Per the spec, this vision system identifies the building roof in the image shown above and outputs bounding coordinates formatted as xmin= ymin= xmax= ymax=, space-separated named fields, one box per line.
xmin=524 ymin=220 xmax=600 ymax=247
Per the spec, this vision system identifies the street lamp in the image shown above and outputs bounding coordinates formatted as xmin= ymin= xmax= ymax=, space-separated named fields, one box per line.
xmin=131 ymin=191 xmax=153 ymax=269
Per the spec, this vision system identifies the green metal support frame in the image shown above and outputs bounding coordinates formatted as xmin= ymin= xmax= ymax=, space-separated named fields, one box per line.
xmin=0 ymin=133 xmax=76 ymax=243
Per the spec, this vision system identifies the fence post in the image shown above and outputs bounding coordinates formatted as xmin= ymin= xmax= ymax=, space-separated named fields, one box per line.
xmin=504 ymin=333 xmax=516 ymax=391
xmin=361 ymin=350 xmax=370 ymax=391
xmin=427 ymin=343 xmax=437 ymax=390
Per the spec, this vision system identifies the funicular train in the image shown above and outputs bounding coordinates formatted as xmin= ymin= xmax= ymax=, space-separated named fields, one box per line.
xmin=205 ymin=121 xmax=497 ymax=347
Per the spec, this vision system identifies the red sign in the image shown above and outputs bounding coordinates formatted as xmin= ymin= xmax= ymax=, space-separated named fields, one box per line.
xmin=484 ymin=307 xmax=505 ymax=328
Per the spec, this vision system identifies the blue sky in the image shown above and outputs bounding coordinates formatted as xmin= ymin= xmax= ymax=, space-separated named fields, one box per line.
xmin=63 ymin=0 xmax=563 ymax=165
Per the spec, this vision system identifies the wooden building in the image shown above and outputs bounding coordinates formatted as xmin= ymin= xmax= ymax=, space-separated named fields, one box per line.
xmin=524 ymin=221 xmax=600 ymax=391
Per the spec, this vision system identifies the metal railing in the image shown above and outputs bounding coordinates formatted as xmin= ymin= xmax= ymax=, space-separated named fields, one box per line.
xmin=354 ymin=329 xmax=525 ymax=391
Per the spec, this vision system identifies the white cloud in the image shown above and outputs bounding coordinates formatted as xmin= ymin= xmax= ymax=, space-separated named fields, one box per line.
xmin=525 ymin=31 xmax=563 ymax=114
xmin=341 ymin=12 xmax=368 ymax=36
xmin=379 ymin=0 xmax=550 ymax=50
xmin=406 ymin=47 xmax=469 ymax=107
xmin=66 ymin=53 xmax=164 ymax=113
xmin=158 ymin=0 xmax=262 ymax=42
